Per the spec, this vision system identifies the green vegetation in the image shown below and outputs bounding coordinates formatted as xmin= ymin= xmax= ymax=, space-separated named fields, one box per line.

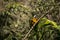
xmin=28 ymin=18 xmax=60 ymax=40
xmin=0 ymin=0 xmax=60 ymax=40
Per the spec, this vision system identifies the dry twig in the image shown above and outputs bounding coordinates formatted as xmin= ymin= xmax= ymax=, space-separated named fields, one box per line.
xmin=22 ymin=7 xmax=54 ymax=40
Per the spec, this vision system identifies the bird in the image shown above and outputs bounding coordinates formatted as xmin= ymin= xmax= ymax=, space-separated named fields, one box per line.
xmin=31 ymin=15 xmax=38 ymax=25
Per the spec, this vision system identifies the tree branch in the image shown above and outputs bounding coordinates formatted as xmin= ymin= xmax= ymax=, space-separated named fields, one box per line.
xmin=22 ymin=7 xmax=54 ymax=40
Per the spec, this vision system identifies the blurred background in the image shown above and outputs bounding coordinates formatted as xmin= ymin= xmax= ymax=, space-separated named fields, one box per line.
xmin=0 ymin=0 xmax=60 ymax=40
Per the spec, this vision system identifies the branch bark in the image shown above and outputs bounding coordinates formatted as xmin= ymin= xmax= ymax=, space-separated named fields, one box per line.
xmin=22 ymin=7 xmax=54 ymax=40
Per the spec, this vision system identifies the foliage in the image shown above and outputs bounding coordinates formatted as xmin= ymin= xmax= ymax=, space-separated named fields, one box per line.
xmin=0 ymin=2 xmax=32 ymax=40
xmin=0 ymin=0 xmax=60 ymax=40
xmin=28 ymin=18 xmax=60 ymax=40
xmin=30 ymin=0 xmax=60 ymax=24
